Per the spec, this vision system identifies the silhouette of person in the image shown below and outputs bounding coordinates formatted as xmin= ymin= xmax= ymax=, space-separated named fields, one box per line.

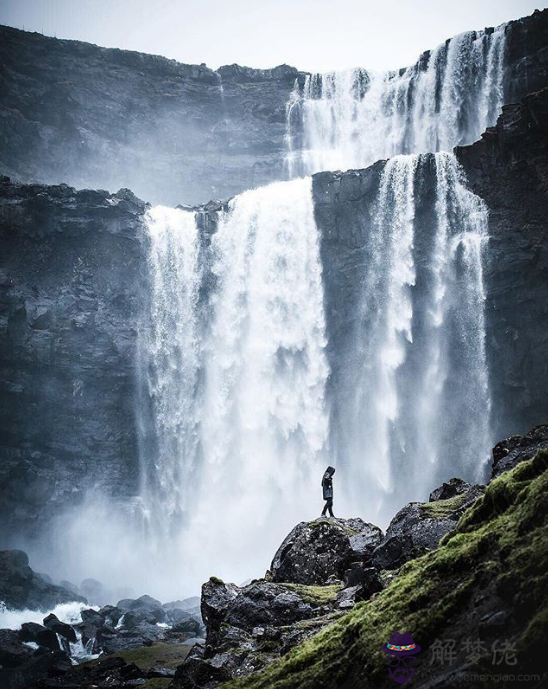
xmin=321 ymin=466 xmax=336 ymax=517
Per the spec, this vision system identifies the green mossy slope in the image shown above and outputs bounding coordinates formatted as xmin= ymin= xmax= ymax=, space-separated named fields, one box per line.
xmin=224 ymin=450 xmax=548 ymax=689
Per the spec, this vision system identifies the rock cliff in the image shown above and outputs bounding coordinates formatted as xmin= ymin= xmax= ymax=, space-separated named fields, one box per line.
xmin=0 ymin=25 xmax=303 ymax=206
xmin=0 ymin=178 xmax=148 ymax=537
xmin=456 ymin=87 xmax=548 ymax=439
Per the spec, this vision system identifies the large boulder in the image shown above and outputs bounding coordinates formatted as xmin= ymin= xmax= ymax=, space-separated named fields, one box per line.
xmin=164 ymin=596 xmax=201 ymax=611
xmin=372 ymin=482 xmax=485 ymax=570
xmin=0 ymin=550 xmax=86 ymax=610
xmin=173 ymin=575 xmax=344 ymax=687
xmin=200 ymin=578 xmax=240 ymax=636
xmin=43 ymin=613 xmax=77 ymax=644
xmin=18 ymin=623 xmax=59 ymax=651
xmin=116 ymin=594 xmax=166 ymax=623
xmin=269 ymin=517 xmax=383 ymax=585
xmin=491 ymin=424 xmax=548 ymax=478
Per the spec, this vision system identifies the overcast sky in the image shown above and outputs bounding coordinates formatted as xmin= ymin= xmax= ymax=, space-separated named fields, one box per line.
xmin=0 ymin=0 xmax=545 ymax=72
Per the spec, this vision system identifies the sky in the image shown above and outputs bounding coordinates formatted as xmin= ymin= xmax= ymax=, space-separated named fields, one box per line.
xmin=0 ymin=0 xmax=546 ymax=73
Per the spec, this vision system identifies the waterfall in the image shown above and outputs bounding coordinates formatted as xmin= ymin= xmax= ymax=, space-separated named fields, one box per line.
xmin=288 ymin=25 xmax=507 ymax=176
xmin=140 ymin=178 xmax=329 ymax=589
xmin=140 ymin=206 xmax=203 ymax=538
xmin=345 ymin=156 xmax=419 ymax=510
xmin=188 ymin=177 xmax=329 ymax=583
xmin=338 ymin=152 xmax=491 ymax=520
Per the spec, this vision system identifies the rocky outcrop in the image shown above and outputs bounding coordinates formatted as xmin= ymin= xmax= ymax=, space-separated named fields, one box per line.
xmin=173 ymin=487 xmax=485 ymax=688
xmin=269 ymin=518 xmax=382 ymax=585
xmin=0 ymin=179 xmax=148 ymax=538
xmin=456 ymin=87 xmax=548 ymax=439
xmin=205 ymin=446 xmax=548 ymax=689
xmin=174 ymin=576 xmax=346 ymax=688
xmin=0 ymin=550 xmax=86 ymax=610
xmin=491 ymin=423 xmax=548 ymax=478
xmin=372 ymin=482 xmax=485 ymax=570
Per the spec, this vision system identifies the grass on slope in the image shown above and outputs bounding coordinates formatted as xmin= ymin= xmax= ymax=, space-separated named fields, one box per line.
xmin=224 ymin=449 xmax=548 ymax=689
xmin=86 ymin=641 xmax=192 ymax=671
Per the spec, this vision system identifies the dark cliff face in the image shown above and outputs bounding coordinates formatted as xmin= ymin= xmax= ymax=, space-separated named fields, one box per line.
xmin=0 ymin=25 xmax=302 ymax=206
xmin=456 ymin=88 xmax=548 ymax=439
xmin=0 ymin=179 xmax=148 ymax=538
xmin=504 ymin=9 xmax=548 ymax=101
xmin=312 ymin=158 xmax=458 ymax=506
xmin=1 ymin=9 xmax=547 ymax=208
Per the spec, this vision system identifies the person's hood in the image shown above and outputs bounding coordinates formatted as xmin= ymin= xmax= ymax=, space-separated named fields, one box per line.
xmin=326 ymin=466 xmax=335 ymax=475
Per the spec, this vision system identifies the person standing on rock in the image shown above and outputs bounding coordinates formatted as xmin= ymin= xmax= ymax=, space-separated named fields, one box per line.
xmin=321 ymin=466 xmax=336 ymax=517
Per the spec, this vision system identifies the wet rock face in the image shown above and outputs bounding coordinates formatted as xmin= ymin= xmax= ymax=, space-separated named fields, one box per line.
xmin=0 ymin=549 xmax=86 ymax=609
xmin=269 ymin=518 xmax=383 ymax=585
xmin=456 ymin=88 xmax=548 ymax=440
xmin=372 ymin=483 xmax=485 ymax=570
xmin=0 ymin=26 xmax=303 ymax=207
xmin=491 ymin=424 xmax=548 ymax=478
xmin=0 ymin=179 xmax=148 ymax=539
xmin=504 ymin=9 xmax=548 ymax=102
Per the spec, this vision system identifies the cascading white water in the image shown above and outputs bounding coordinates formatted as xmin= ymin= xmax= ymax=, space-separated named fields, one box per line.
xmin=189 ymin=177 xmax=329 ymax=582
xmin=343 ymin=156 xmax=419 ymax=515
xmin=339 ymin=152 xmax=491 ymax=521
xmin=286 ymin=25 xmax=507 ymax=175
xmin=433 ymin=153 xmax=491 ymax=484
xmin=139 ymin=178 xmax=329 ymax=590
xmin=140 ymin=206 xmax=203 ymax=537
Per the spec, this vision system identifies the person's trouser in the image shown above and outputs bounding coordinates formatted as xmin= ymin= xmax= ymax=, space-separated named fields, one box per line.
xmin=322 ymin=498 xmax=334 ymax=517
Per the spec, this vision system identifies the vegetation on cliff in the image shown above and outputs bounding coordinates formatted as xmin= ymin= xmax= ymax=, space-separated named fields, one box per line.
xmin=225 ymin=450 xmax=548 ymax=688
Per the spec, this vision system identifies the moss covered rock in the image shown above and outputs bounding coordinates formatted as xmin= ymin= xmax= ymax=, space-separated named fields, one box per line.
xmin=372 ymin=482 xmax=485 ymax=570
xmin=223 ymin=449 xmax=548 ymax=688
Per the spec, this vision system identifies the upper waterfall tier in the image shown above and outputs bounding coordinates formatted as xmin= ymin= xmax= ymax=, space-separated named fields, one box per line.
xmin=286 ymin=25 xmax=507 ymax=175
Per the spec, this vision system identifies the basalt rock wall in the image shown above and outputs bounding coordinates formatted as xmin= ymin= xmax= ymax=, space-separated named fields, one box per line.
xmin=456 ymin=87 xmax=548 ymax=438
xmin=0 ymin=25 xmax=304 ymax=207
xmin=0 ymin=178 xmax=148 ymax=539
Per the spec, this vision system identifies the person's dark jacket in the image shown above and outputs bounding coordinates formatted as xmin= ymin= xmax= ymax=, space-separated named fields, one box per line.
xmin=322 ymin=466 xmax=335 ymax=500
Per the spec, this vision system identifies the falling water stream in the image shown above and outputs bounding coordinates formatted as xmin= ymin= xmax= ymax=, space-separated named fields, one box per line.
xmin=336 ymin=153 xmax=491 ymax=522
xmin=140 ymin=178 xmax=329 ymax=588
xmin=286 ymin=24 xmax=507 ymax=176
